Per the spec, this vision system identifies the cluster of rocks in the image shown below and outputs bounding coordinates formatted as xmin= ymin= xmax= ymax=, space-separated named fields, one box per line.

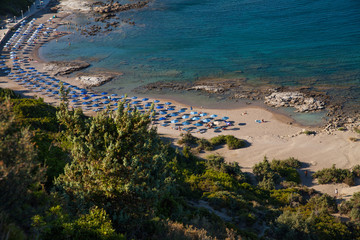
xmin=189 ymin=85 xmax=225 ymax=93
xmin=93 ymin=1 xmax=150 ymax=14
xmin=76 ymin=73 xmax=119 ymax=87
xmin=264 ymin=91 xmax=325 ymax=112
xmin=44 ymin=61 xmax=90 ymax=75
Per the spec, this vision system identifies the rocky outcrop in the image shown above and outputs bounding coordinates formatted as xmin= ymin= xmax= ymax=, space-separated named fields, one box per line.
xmin=264 ymin=91 xmax=325 ymax=112
xmin=44 ymin=61 xmax=90 ymax=75
xmin=188 ymin=85 xmax=225 ymax=93
xmin=76 ymin=73 xmax=119 ymax=87
xmin=93 ymin=1 xmax=150 ymax=14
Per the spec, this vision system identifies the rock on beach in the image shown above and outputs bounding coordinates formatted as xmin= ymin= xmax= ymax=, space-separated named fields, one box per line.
xmin=44 ymin=61 xmax=90 ymax=75
xmin=76 ymin=73 xmax=118 ymax=87
xmin=264 ymin=91 xmax=325 ymax=112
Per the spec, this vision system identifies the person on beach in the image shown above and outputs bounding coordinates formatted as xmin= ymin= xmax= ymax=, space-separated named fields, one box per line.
xmin=305 ymin=170 xmax=308 ymax=177
xmin=335 ymin=188 xmax=338 ymax=197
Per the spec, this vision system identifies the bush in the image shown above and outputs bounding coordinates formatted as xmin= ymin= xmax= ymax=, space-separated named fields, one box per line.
xmin=225 ymin=135 xmax=245 ymax=150
xmin=338 ymin=127 xmax=347 ymax=131
xmin=210 ymin=135 xmax=246 ymax=150
xmin=354 ymin=127 xmax=360 ymax=134
xmin=301 ymin=130 xmax=316 ymax=135
xmin=210 ymin=135 xmax=227 ymax=146
xmin=253 ymin=157 xmax=301 ymax=188
xmin=178 ymin=132 xmax=198 ymax=146
xmin=196 ymin=138 xmax=213 ymax=152
xmin=313 ymin=164 xmax=354 ymax=186
xmin=205 ymin=154 xmax=246 ymax=182
xmin=352 ymin=165 xmax=360 ymax=178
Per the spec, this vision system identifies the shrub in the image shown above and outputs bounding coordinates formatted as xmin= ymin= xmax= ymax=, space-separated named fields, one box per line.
xmin=313 ymin=164 xmax=354 ymax=186
xmin=210 ymin=135 xmax=227 ymax=146
xmin=349 ymin=137 xmax=359 ymax=142
xmin=196 ymin=138 xmax=213 ymax=152
xmin=352 ymin=165 xmax=360 ymax=178
xmin=0 ymin=88 xmax=20 ymax=98
xmin=178 ymin=132 xmax=198 ymax=146
xmin=354 ymin=127 xmax=360 ymax=134
xmin=225 ymin=135 xmax=245 ymax=149
xmin=253 ymin=157 xmax=301 ymax=188
xmin=210 ymin=135 xmax=246 ymax=150
xmin=338 ymin=127 xmax=347 ymax=131
xmin=301 ymin=130 xmax=316 ymax=135
xmin=205 ymin=154 xmax=246 ymax=182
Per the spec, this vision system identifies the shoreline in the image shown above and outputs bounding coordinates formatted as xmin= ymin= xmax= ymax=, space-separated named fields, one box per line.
xmin=1 ymin=1 xmax=360 ymax=199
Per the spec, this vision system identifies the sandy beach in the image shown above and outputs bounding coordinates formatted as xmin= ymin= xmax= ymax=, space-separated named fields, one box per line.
xmin=1 ymin=6 xmax=359 ymax=200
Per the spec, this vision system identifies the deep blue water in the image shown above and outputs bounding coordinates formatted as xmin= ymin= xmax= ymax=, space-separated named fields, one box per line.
xmin=39 ymin=0 xmax=360 ymax=120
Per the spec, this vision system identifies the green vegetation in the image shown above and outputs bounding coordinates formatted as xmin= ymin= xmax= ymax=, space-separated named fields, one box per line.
xmin=178 ymin=132 xmax=246 ymax=152
xmin=354 ymin=127 xmax=360 ymax=134
xmin=301 ymin=130 xmax=316 ymax=135
xmin=0 ymin=0 xmax=34 ymax=16
xmin=2 ymin=87 xmax=360 ymax=239
xmin=313 ymin=164 xmax=355 ymax=186
xmin=252 ymin=157 xmax=301 ymax=190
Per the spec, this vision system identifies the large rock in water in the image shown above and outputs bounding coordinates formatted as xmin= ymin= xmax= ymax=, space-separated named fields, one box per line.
xmin=76 ymin=74 xmax=117 ymax=87
xmin=44 ymin=61 xmax=90 ymax=75
xmin=264 ymin=91 xmax=325 ymax=112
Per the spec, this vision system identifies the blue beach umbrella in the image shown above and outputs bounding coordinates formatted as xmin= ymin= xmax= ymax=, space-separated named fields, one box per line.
xmin=131 ymin=96 xmax=137 ymax=99
xmin=171 ymin=119 xmax=179 ymax=123
xmin=103 ymin=100 xmax=110 ymax=104
xmin=182 ymin=115 xmax=189 ymax=119
xmin=156 ymin=105 xmax=164 ymax=109
xmin=142 ymin=98 xmax=148 ymax=101
xmin=159 ymin=117 xmax=167 ymax=121
xmin=46 ymin=89 xmax=52 ymax=92
xmin=101 ymin=96 xmax=108 ymax=99
xmin=194 ymin=122 xmax=203 ymax=127
xmin=101 ymin=92 xmax=108 ymax=95
xmin=200 ymin=113 xmax=208 ymax=117
xmin=71 ymin=99 xmax=78 ymax=103
xmin=145 ymin=103 xmax=152 ymax=107
xmin=178 ymin=109 xmax=185 ymax=113
xmin=192 ymin=117 xmax=200 ymax=121
xmin=137 ymin=106 xmax=143 ymax=110
xmin=154 ymin=100 xmax=160 ymax=103
xmin=113 ymin=102 xmax=118 ymax=106
xmin=210 ymin=114 xmax=218 ymax=118
xmin=92 ymin=104 xmax=99 ymax=107
xmin=70 ymin=91 xmax=76 ymax=94
xmin=159 ymin=111 xmax=167 ymax=115
xmin=165 ymin=102 xmax=172 ymax=105
xmin=202 ymin=119 xmax=211 ymax=123
xmin=72 ymin=94 xmax=79 ymax=98
xmin=82 ymin=96 xmax=90 ymax=100
xmin=182 ymin=121 xmax=190 ymax=125
xmin=190 ymin=111 xmax=198 ymax=115
xmin=222 ymin=116 xmax=229 ymax=120
xmin=167 ymin=107 xmax=175 ymax=111
xmin=111 ymin=94 xmax=118 ymax=97
xmin=170 ymin=113 xmax=178 ymax=117
xmin=91 ymin=94 xmax=98 ymax=97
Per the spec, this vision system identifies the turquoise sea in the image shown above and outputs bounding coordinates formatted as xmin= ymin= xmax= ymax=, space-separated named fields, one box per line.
xmin=39 ymin=0 xmax=360 ymax=125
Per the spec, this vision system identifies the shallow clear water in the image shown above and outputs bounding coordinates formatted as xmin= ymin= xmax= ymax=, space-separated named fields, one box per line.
xmin=39 ymin=0 xmax=360 ymax=125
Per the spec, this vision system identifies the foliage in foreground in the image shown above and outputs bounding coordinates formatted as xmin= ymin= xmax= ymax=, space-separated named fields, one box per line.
xmin=252 ymin=157 xmax=301 ymax=190
xmin=2 ymin=88 xmax=360 ymax=239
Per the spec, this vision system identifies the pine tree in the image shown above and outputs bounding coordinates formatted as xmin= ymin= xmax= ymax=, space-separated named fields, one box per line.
xmin=55 ymin=100 xmax=174 ymax=237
